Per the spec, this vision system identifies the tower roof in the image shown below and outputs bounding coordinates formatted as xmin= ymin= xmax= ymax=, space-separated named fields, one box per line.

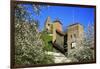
xmin=68 ymin=23 xmax=83 ymax=27
xmin=53 ymin=17 xmax=63 ymax=25
xmin=45 ymin=16 xmax=51 ymax=23
xmin=53 ymin=20 xmax=63 ymax=25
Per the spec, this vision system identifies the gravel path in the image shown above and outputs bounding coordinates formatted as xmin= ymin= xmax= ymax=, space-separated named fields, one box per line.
xmin=46 ymin=51 xmax=71 ymax=63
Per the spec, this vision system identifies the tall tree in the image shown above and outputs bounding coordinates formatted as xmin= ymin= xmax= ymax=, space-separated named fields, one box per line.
xmin=15 ymin=4 xmax=54 ymax=65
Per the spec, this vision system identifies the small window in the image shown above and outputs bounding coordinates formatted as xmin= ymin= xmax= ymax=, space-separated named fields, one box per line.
xmin=46 ymin=28 xmax=48 ymax=31
xmin=71 ymin=35 xmax=72 ymax=38
xmin=48 ymin=24 xmax=50 ymax=26
xmin=71 ymin=42 xmax=76 ymax=49
xmin=74 ymin=34 xmax=76 ymax=38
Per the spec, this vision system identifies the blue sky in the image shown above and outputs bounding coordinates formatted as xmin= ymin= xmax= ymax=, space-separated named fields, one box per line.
xmin=22 ymin=4 xmax=95 ymax=32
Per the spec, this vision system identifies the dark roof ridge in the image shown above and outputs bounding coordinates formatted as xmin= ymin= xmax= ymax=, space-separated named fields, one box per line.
xmin=68 ymin=23 xmax=82 ymax=27
xmin=53 ymin=20 xmax=63 ymax=25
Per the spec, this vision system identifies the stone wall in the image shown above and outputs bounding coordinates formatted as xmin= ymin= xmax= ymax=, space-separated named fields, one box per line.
xmin=67 ymin=23 xmax=84 ymax=54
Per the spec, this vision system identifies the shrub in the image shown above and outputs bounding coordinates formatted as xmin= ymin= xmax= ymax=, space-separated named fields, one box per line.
xmin=15 ymin=21 xmax=54 ymax=65
xmin=67 ymin=46 xmax=94 ymax=62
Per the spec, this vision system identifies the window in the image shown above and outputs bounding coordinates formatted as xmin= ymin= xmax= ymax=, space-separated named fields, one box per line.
xmin=71 ymin=42 xmax=76 ymax=49
xmin=48 ymin=23 xmax=50 ymax=26
xmin=71 ymin=35 xmax=72 ymax=38
xmin=74 ymin=34 xmax=76 ymax=38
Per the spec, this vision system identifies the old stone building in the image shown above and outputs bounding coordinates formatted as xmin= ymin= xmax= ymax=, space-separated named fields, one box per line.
xmin=45 ymin=16 xmax=84 ymax=54
xmin=45 ymin=16 xmax=64 ymax=44
xmin=67 ymin=23 xmax=84 ymax=53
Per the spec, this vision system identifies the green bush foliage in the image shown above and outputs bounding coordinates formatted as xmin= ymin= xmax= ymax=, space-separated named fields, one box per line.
xmin=40 ymin=31 xmax=53 ymax=51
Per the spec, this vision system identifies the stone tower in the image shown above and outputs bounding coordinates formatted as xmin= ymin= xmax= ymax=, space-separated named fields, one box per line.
xmin=45 ymin=17 xmax=63 ymax=43
xmin=45 ymin=16 xmax=52 ymax=33
xmin=52 ymin=20 xmax=64 ymax=45
xmin=67 ymin=23 xmax=84 ymax=53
